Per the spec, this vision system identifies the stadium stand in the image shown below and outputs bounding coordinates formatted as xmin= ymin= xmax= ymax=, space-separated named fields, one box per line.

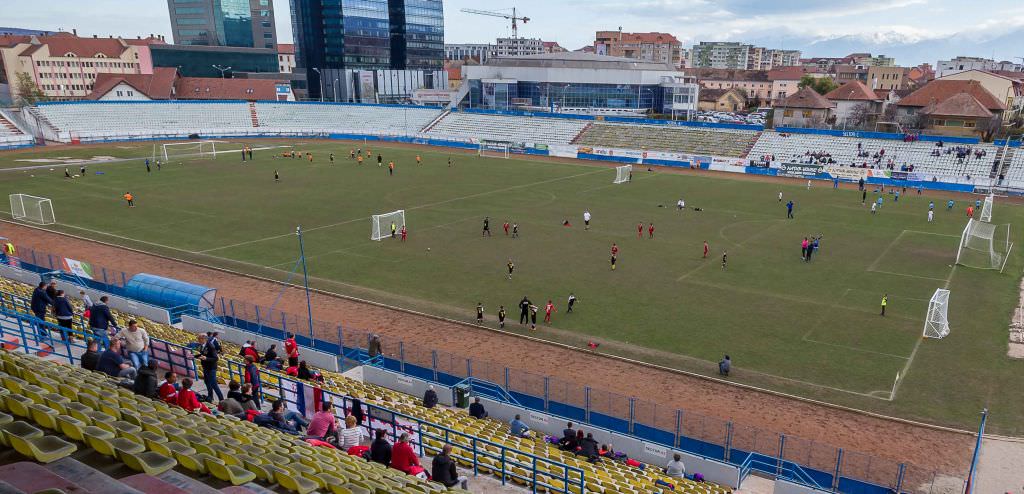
xmin=574 ymin=123 xmax=759 ymax=157
xmin=255 ymin=103 xmax=441 ymax=136
xmin=0 ymin=276 xmax=733 ymax=494
xmin=0 ymin=111 xmax=32 ymax=149
xmin=748 ymin=131 xmax=1000 ymax=181
xmin=424 ymin=112 xmax=590 ymax=145
xmin=32 ymin=102 xmax=253 ymax=141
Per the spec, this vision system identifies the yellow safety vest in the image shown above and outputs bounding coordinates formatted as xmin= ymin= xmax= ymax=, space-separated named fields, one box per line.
xmin=3 ymin=243 xmax=14 ymax=256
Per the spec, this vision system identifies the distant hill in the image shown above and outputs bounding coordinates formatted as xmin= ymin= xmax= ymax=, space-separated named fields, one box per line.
xmin=798 ymin=27 xmax=1024 ymax=66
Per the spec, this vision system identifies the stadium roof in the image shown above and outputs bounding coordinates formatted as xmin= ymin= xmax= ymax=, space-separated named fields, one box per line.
xmin=485 ymin=52 xmax=675 ymax=71
xmin=825 ymin=81 xmax=880 ymax=101
xmin=778 ymin=87 xmax=835 ymax=109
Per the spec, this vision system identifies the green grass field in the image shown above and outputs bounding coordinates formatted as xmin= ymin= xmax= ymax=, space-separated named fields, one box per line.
xmin=2 ymin=139 xmax=1023 ymax=433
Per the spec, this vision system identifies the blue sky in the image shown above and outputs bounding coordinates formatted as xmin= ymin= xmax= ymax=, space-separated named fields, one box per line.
xmin=4 ymin=0 xmax=1024 ymax=64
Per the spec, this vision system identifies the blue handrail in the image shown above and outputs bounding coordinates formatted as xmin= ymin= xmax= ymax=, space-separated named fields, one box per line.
xmin=454 ymin=376 xmax=521 ymax=406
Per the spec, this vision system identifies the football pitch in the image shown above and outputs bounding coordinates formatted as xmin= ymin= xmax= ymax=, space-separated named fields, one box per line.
xmin=1 ymin=139 xmax=1023 ymax=432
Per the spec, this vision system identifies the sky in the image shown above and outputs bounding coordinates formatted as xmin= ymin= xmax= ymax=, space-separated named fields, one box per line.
xmin=4 ymin=0 xmax=1024 ymax=65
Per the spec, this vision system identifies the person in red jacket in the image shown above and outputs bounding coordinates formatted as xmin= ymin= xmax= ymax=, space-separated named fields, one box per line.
xmin=158 ymin=371 xmax=178 ymax=404
xmin=176 ymin=378 xmax=211 ymax=413
xmin=390 ymin=432 xmax=425 ymax=477
xmin=284 ymin=333 xmax=299 ymax=367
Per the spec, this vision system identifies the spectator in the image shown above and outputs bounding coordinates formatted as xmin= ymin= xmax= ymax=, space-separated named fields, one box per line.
xmin=266 ymin=357 xmax=284 ymax=371
xmin=132 ymin=360 xmax=159 ymax=398
xmin=176 ymin=378 xmax=211 ymax=413
xmin=339 ymin=414 xmax=366 ymax=450
xmin=52 ymin=290 xmax=73 ymax=340
xmin=599 ymin=444 xmax=616 ymax=459
xmin=370 ymin=428 xmax=392 ymax=466
xmin=88 ymin=296 xmax=118 ymax=339
xmin=390 ymin=432 xmax=424 ymax=477
xmin=269 ymin=399 xmax=309 ymax=433
xmin=225 ymin=381 xmax=257 ymax=410
xmin=665 ymin=453 xmax=686 ymax=478
xmin=559 ymin=422 xmax=576 ymax=450
xmin=45 ymin=280 xmax=58 ymax=302
xmin=30 ymin=281 xmax=52 ymax=322
xmin=718 ymin=355 xmax=731 ymax=376
xmin=158 ymin=371 xmax=178 ymax=404
xmin=296 ymin=360 xmax=314 ymax=381
xmin=243 ymin=355 xmax=262 ymax=409
xmin=509 ymin=414 xmax=530 ymax=438
xmin=368 ymin=334 xmax=382 ymax=358
xmin=96 ymin=339 xmax=137 ymax=380
xmin=196 ymin=334 xmax=223 ymax=402
xmin=431 ymin=444 xmax=469 ymax=490
xmin=350 ymin=398 xmax=365 ymax=428
xmin=468 ymin=397 xmax=488 ymax=419
xmin=208 ymin=331 xmax=222 ymax=354
xmin=262 ymin=344 xmax=278 ymax=364
xmin=79 ymin=290 xmax=93 ymax=310
xmin=80 ymin=340 xmax=100 ymax=371
xmin=284 ymin=333 xmax=299 ymax=367
xmin=243 ymin=341 xmax=260 ymax=362
xmin=116 ymin=320 xmax=150 ymax=369
xmin=306 ymin=402 xmax=341 ymax=444
xmin=578 ymin=433 xmax=599 ymax=462
xmin=217 ymin=394 xmax=248 ymax=419
xmin=422 ymin=385 xmax=438 ymax=409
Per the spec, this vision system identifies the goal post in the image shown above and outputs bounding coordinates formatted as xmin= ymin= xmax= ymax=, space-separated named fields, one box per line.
xmin=613 ymin=164 xmax=632 ymax=184
xmin=923 ymin=288 xmax=951 ymax=339
xmin=980 ymin=194 xmax=993 ymax=223
xmin=478 ymin=140 xmax=511 ymax=159
xmin=9 ymin=194 xmax=55 ymax=225
xmin=371 ymin=210 xmax=406 ymax=241
xmin=162 ymin=140 xmax=219 ymax=162
xmin=955 ymin=218 xmax=1011 ymax=271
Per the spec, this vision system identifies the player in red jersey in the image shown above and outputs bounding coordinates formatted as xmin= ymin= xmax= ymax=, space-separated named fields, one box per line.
xmin=503 ymin=221 xmax=510 ymax=235
xmin=611 ymin=243 xmax=619 ymax=257
xmin=400 ymin=225 xmax=407 ymax=242
xmin=648 ymin=223 xmax=655 ymax=239
xmin=637 ymin=222 xmax=643 ymax=239
xmin=703 ymin=240 xmax=709 ymax=258
xmin=544 ymin=300 xmax=555 ymax=324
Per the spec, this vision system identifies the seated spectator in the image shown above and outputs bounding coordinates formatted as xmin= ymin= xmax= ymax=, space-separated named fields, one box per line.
xmin=370 ymin=428 xmax=392 ymax=466
xmin=115 ymin=320 xmax=150 ymax=369
xmin=217 ymin=394 xmax=249 ymax=419
xmin=509 ymin=414 xmax=530 ymax=438
xmin=431 ymin=444 xmax=469 ymax=490
xmin=225 ymin=381 xmax=257 ymax=410
xmin=422 ymin=385 xmax=438 ymax=409
xmin=559 ymin=422 xmax=577 ymax=450
xmin=297 ymin=360 xmax=316 ymax=380
xmin=578 ymin=433 xmax=599 ymax=462
xmin=270 ymin=399 xmax=309 ymax=433
xmin=468 ymin=397 xmax=488 ymax=419
xmin=80 ymin=340 xmax=100 ymax=371
xmin=339 ymin=414 xmax=366 ymax=451
xmin=97 ymin=340 xmax=137 ymax=380
xmin=307 ymin=402 xmax=341 ymax=444
xmin=718 ymin=355 xmax=731 ymax=376
xmin=390 ymin=432 xmax=425 ymax=478
xmin=665 ymin=453 xmax=686 ymax=478
xmin=262 ymin=344 xmax=278 ymax=364
xmin=132 ymin=360 xmax=159 ymax=398
xmin=266 ymin=357 xmax=284 ymax=371
xmin=176 ymin=378 xmax=211 ymax=414
xmin=599 ymin=444 xmax=616 ymax=459
xmin=158 ymin=371 xmax=178 ymax=404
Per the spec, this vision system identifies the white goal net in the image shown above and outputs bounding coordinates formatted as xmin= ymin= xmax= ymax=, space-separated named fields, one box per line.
xmin=955 ymin=219 xmax=1012 ymax=271
xmin=162 ymin=141 xmax=218 ymax=162
xmin=614 ymin=165 xmax=632 ymax=184
xmin=980 ymin=194 xmax=993 ymax=223
xmin=923 ymin=288 xmax=951 ymax=339
xmin=478 ymin=140 xmax=511 ymax=159
xmin=9 ymin=194 xmax=55 ymax=225
xmin=371 ymin=210 xmax=406 ymax=241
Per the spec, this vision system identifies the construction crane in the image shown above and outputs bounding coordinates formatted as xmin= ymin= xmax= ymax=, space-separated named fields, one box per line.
xmin=460 ymin=8 xmax=530 ymax=39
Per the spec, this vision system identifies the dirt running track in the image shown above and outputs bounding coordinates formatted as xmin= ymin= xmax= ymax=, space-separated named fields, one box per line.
xmin=3 ymin=222 xmax=972 ymax=479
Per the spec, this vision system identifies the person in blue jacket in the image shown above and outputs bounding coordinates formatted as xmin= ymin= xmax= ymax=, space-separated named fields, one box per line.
xmin=52 ymin=290 xmax=74 ymax=341
xmin=87 ymin=295 xmax=118 ymax=340
xmin=30 ymin=281 xmax=52 ymax=321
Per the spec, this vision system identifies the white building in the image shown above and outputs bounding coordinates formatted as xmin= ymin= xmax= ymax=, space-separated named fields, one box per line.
xmin=445 ymin=43 xmax=493 ymax=62
xmin=494 ymin=37 xmax=545 ymax=57
xmin=937 ymin=56 xmax=1024 ymax=78
xmin=277 ymin=44 xmax=295 ymax=73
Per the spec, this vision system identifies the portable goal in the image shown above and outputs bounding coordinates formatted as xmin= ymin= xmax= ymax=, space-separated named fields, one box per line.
xmin=980 ymin=194 xmax=993 ymax=223
xmin=9 ymin=194 xmax=55 ymax=225
xmin=371 ymin=210 xmax=406 ymax=241
xmin=922 ymin=289 xmax=951 ymax=339
xmin=478 ymin=140 xmax=511 ymax=159
xmin=955 ymin=218 xmax=1012 ymax=271
xmin=162 ymin=140 xmax=218 ymax=162
xmin=613 ymin=165 xmax=632 ymax=184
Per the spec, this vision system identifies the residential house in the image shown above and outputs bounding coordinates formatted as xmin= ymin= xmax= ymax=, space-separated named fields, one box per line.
xmin=698 ymin=87 xmax=747 ymax=112
xmin=936 ymin=69 xmax=1022 ymax=117
xmin=825 ymin=81 xmax=881 ymax=127
xmin=773 ymin=87 xmax=835 ymax=128
xmin=896 ymin=79 xmax=1005 ymax=136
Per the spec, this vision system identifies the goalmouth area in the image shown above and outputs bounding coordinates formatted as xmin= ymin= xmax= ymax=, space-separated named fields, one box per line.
xmin=0 ymin=138 xmax=1022 ymax=439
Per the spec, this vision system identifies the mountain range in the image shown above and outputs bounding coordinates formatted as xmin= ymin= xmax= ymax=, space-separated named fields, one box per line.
xmin=794 ymin=27 xmax=1024 ymax=66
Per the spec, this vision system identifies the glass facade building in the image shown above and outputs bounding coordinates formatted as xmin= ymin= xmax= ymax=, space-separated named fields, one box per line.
xmin=291 ymin=0 xmax=444 ymax=100
xmin=470 ymin=81 xmax=672 ymax=112
xmin=168 ymin=0 xmax=276 ymax=49
xmin=150 ymin=45 xmax=279 ymax=78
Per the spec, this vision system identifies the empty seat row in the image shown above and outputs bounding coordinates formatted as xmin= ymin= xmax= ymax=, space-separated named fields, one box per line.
xmin=575 ymin=123 xmax=758 ymax=158
xmin=425 ymin=112 xmax=589 ymax=146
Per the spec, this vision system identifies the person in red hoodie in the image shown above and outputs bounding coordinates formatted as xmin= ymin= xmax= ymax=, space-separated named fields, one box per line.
xmin=158 ymin=371 xmax=178 ymax=404
xmin=390 ymin=432 xmax=426 ymax=478
xmin=176 ymin=378 xmax=211 ymax=414
xmin=284 ymin=333 xmax=299 ymax=367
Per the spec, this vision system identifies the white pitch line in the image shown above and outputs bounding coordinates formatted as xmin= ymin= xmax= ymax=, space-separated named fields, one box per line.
xmin=198 ymin=168 xmax=607 ymax=254
xmin=889 ymin=261 xmax=958 ymax=400
xmin=867 ymin=269 xmax=948 ymax=282
xmin=866 ymin=229 xmax=907 ymax=272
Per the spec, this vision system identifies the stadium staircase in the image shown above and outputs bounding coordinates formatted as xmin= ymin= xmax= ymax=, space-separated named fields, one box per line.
xmin=248 ymin=102 xmax=260 ymax=128
xmin=569 ymin=123 xmax=592 ymax=145
xmin=740 ymin=131 xmax=762 ymax=159
xmin=993 ymin=146 xmax=1017 ymax=179
xmin=420 ymin=110 xmax=450 ymax=133
xmin=0 ymin=276 xmax=733 ymax=494
xmin=0 ymin=114 xmax=22 ymax=135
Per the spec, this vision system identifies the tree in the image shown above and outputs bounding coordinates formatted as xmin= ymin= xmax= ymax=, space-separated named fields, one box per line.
xmin=14 ymin=72 xmax=46 ymax=106
xmin=847 ymin=103 xmax=873 ymax=129
xmin=977 ymin=116 xmax=1004 ymax=142
xmin=798 ymin=75 xmax=839 ymax=95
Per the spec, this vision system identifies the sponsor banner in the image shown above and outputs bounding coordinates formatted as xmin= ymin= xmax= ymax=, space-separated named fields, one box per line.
xmin=643 ymin=442 xmax=670 ymax=459
xmin=826 ymin=166 xmax=868 ymax=181
xmin=866 ymin=169 xmax=890 ymax=178
xmin=890 ymin=171 xmax=909 ymax=181
xmin=778 ymin=162 xmax=824 ymax=178
xmin=580 ymin=146 xmax=644 ymax=160
xmin=711 ymin=156 xmax=746 ymax=167
xmin=528 ymin=411 xmax=549 ymax=425
xmin=644 ymin=150 xmax=691 ymax=162
xmin=396 ymin=375 xmax=414 ymax=387
xmin=62 ymin=258 xmax=93 ymax=279
xmin=548 ymin=145 xmax=578 ymax=159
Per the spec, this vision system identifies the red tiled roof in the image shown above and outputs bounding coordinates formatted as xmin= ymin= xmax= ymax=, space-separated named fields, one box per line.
xmin=174 ymin=77 xmax=283 ymax=100
xmin=825 ymin=81 xmax=879 ymax=101
xmin=898 ymin=80 xmax=1005 ymax=110
xmin=19 ymin=32 xmax=131 ymax=58
xmin=779 ymin=87 xmax=835 ymax=109
xmin=445 ymin=66 xmax=461 ymax=80
xmin=0 ymin=34 xmax=31 ymax=48
xmin=683 ymin=68 xmax=770 ymax=82
xmin=767 ymin=66 xmax=818 ymax=81
xmin=124 ymin=36 xmax=166 ymax=46
xmin=276 ymin=43 xmax=294 ymax=55
xmin=698 ymin=87 xmax=746 ymax=102
xmin=921 ymin=92 xmax=993 ymax=118
xmin=87 ymin=67 xmax=177 ymax=100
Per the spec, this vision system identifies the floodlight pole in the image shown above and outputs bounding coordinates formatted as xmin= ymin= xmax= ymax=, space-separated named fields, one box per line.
xmin=296 ymin=226 xmax=314 ymax=340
